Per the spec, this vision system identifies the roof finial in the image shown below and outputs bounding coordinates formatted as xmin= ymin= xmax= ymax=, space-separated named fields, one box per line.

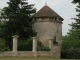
xmin=45 ymin=2 xmax=47 ymax=6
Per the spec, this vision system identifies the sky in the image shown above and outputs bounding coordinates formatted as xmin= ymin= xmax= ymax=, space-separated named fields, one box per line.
xmin=0 ymin=0 xmax=77 ymax=35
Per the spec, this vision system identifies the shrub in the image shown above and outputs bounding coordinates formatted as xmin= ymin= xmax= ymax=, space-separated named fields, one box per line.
xmin=0 ymin=38 xmax=10 ymax=51
xmin=18 ymin=38 xmax=50 ymax=51
xmin=61 ymin=36 xmax=80 ymax=59
xmin=61 ymin=34 xmax=80 ymax=59
xmin=37 ymin=41 xmax=50 ymax=51
xmin=61 ymin=48 xmax=80 ymax=59
xmin=18 ymin=38 xmax=32 ymax=51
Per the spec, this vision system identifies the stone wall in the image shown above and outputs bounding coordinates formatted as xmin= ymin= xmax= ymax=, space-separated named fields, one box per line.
xmin=0 ymin=46 xmax=61 ymax=58
xmin=0 ymin=51 xmax=51 ymax=57
xmin=37 ymin=51 xmax=51 ymax=57
xmin=53 ymin=46 xmax=61 ymax=58
xmin=0 ymin=34 xmax=61 ymax=58
xmin=17 ymin=51 xmax=33 ymax=57
xmin=0 ymin=51 xmax=33 ymax=57
xmin=0 ymin=51 xmax=14 ymax=57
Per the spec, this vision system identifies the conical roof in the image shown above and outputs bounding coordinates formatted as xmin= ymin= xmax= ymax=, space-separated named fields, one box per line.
xmin=34 ymin=5 xmax=64 ymax=20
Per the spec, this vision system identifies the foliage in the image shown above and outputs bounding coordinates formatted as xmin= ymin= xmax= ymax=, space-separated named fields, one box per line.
xmin=72 ymin=0 xmax=80 ymax=4
xmin=61 ymin=34 xmax=80 ymax=59
xmin=61 ymin=47 xmax=80 ymax=59
xmin=32 ymin=31 xmax=37 ymax=37
xmin=0 ymin=38 xmax=5 ymax=51
xmin=18 ymin=38 xmax=50 ymax=51
xmin=0 ymin=0 xmax=36 ymax=50
xmin=69 ymin=2 xmax=80 ymax=40
xmin=0 ymin=38 xmax=10 ymax=51
xmin=18 ymin=38 xmax=32 ymax=51
xmin=37 ymin=41 xmax=50 ymax=51
xmin=62 ymin=29 xmax=80 ymax=49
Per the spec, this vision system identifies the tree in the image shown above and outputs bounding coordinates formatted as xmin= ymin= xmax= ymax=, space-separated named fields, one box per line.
xmin=72 ymin=0 xmax=80 ymax=4
xmin=0 ymin=9 xmax=7 ymax=37
xmin=61 ymin=33 xmax=80 ymax=58
xmin=69 ymin=0 xmax=80 ymax=39
xmin=0 ymin=0 xmax=36 ymax=49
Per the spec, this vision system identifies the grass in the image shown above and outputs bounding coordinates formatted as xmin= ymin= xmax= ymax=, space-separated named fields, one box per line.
xmin=0 ymin=57 xmax=77 ymax=60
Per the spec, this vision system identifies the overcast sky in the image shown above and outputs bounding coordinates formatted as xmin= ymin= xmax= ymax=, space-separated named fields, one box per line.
xmin=0 ymin=0 xmax=77 ymax=35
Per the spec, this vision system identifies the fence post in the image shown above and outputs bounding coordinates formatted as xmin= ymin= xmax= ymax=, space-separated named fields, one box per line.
xmin=32 ymin=37 xmax=37 ymax=57
xmin=12 ymin=35 xmax=19 ymax=56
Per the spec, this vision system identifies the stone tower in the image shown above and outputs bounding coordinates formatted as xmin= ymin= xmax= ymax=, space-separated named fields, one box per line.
xmin=32 ymin=5 xmax=64 ymax=47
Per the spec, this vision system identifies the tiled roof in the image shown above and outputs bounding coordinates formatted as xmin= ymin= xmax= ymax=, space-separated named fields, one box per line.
xmin=34 ymin=5 xmax=64 ymax=20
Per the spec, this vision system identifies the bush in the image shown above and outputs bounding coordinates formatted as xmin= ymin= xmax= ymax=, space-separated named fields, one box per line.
xmin=0 ymin=38 xmax=5 ymax=51
xmin=18 ymin=38 xmax=32 ymax=51
xmin=37 ymin=41 xmax=50 ymax=51
xmin=40 ymin=46 xmax=50 ymax=51
xmin=61 ymin=48 xmax=80 ymax=59
xmin=0 ymin=38 xmax=10 ymax=51
xmin=61 ymin=36 xmax=80 ymax=59
xmin=18 ymin=38 xmax=50 ymax=51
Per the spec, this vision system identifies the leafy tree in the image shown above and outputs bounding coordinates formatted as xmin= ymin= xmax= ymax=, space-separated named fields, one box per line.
xmin=0 ymin=9 xmax=7 ymax=37
xmin=0 ymin=0 xmax=36 ymax=50
xmin=62 ymin=34 xmax=80 ymax=58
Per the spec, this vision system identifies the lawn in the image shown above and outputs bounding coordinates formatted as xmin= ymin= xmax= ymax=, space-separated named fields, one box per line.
xmin=0 ymin=57 xmax=76 ymax=60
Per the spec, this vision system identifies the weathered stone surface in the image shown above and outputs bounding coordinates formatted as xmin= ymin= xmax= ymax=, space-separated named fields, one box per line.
xmin=33 ymin=20 xmax=62 ymax=47
xmin=52 ymin=46 xmax=61 ymax=58
xmin=32 ymin=37 xmax=37 ymax=57
xmin=37 ymin=51 xmax=51 ymax=57
xmin=17 ymin=51 xmax=33 ymax=57
xmin=12 ymin=35 xmax=19 ymax=56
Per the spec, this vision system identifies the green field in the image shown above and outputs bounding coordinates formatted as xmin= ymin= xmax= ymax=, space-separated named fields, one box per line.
xmin=0 ymin=57 xmax=76 ymax=60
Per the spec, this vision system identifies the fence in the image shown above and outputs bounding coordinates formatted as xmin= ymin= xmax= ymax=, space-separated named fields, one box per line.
xmin=0 ymin=35 xmax=61 ymax=58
